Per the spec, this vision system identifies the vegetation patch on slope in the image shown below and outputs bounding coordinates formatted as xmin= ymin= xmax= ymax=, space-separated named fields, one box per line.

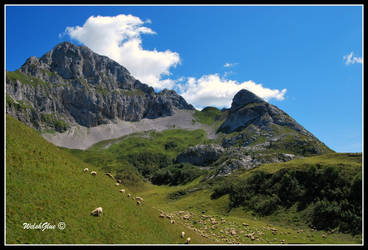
xmin=210 ymin=153 xmax=362 ymax=235
xmin=7 ymin=70 xmax=50 ymax=87
xmin=64 ymin=129 xmax=211 ymax=187
xmin=193 ymin=107 xmax=228 ymax=129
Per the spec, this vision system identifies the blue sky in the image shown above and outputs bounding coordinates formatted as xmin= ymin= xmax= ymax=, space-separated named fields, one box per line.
xmin=5 ymin=5 xmax=363 ymax=153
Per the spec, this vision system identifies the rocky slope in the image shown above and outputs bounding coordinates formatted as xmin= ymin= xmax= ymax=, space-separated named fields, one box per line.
xmin=176 ymin=89 xmax=333 ymax=176
xmin=219 ymin=89 xmax=313 ymax=136
xmin=6 ymin=41 xmax=194 ymax=132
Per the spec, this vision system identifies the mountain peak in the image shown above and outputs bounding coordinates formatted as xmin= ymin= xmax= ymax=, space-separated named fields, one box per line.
xmin=231 ymin=89 xmax=264 ymax=112
xmin=6 ymin=41 xmax=194 ymax=131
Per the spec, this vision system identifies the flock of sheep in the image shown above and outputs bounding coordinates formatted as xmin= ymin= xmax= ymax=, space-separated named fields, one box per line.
xmin=83 ymin=167 xmax=191 ymax=244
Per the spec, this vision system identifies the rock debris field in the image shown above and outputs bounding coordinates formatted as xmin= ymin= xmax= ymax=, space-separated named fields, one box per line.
xmin=42 ymin=110 xmax=216 ymax=150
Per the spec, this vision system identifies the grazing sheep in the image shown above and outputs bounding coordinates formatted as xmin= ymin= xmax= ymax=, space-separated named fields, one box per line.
xmin=182 ymin=214 xmax=190 ymax=220
xmin=105 ymin=173 xmax=114 ymax=178
xmin=181 ymin=231 xmax=185 ymax=238
xmin=115 ymin=183 xmax=120 ymax=186
xmin=90 ymin=207 xmax=103 ymax=216
xmin=127 ymin=193 xmax=131 ymax=198
xmin=186 ymin=237 xmax=191 ymax=244
xmin=116 ymin=179 xmax=121 ymax=183
xmin=136 ymin=196 xmax=144 ymax=203
xmin=83 ymin=168 xmax=89 ymax=173
xmin=91 ymin=171 xmax=97 ymax=176
xmin=119 ymin=189 xmax=126 ymax=194
xmin=170 ymin=220 xmax=175 ymax=224
xmin=136 ymin=201 xmax=141 ymax=206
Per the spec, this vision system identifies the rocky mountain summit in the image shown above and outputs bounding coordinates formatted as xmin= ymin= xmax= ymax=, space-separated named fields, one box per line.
xmin=219 ymin=89 xmax=312 ymax=136
xmin=6 ymin=41 xmax=194 ymax=132
xmin=175 ymin=89 xmax=333 ymax=176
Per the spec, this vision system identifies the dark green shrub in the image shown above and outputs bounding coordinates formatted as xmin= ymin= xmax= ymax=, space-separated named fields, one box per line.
xmin=151 ymin=164 xmax=203 ymax=186
xmin=252 ymin=194 xmax=280 ymax=216
xmin=115 ymin=168 xmax=145 ymax=187
xmin=211 ymin=178 xmax=237 ymax=199
xmin=125 ymin=152 xmax=172 ymax=179
xmin=168 ymin=189 xmax=188 ymax=200
xmin=164 ymin=141 xmax=178 ymax=150
xmin=312 ymin=199 xmax=340 ymax=230
xmin=210 ymin=163 xmax=361 ymax=235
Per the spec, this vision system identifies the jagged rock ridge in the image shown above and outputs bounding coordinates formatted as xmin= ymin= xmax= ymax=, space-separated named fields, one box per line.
xmin=6 ymin=41 xmax=194 ymax=132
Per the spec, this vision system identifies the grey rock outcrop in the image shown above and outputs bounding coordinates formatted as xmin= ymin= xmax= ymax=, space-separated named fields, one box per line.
xmin=230 ymin=89 xmax=264 ymax=112
xmin=6 ymin=42 xmax=194 ymax=132
xmin=216 ymin=88 xmax=332 ymax=155
xmin=219 ymin=89 xmax=312 ymax=136
xmin=214 ymin=151 xmax=296 ymax=177
xmin=176 ymin=144 xmax=225 ymax=166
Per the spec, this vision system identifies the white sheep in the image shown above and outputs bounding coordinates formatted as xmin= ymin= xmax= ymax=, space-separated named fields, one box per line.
xmin=127 ymin=193 xmax=131 ymax=198
xmin=105 ymin=173 xmax=114 ymax=179
xmin=90 ymin=207 xmax=103 ymax=216
xmin=181 ymin=231 xmax=185 ymax=238
xmin=136 ymin=201 xmax=141 ymax=206
xmin=116 ymin=179 xmax=121 ymax=183
xmin=186 ymin=237 xmax=191 ymax=244
xmin=119 ymin=189 xmax=126 ymax=194
xmin=91 ymin=171 xmax=97 ymax=176
xmin=170 ymin=220 xmax=175 ymax=224
xmin=136 ymin=196 xmax=144 ymax=203
xmin=115 ymin=183 xmax=120 ymax=186
xmin=83 ymin=168 xmax=89 ymax=173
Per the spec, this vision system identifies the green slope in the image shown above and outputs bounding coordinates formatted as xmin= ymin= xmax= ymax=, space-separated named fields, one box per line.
xmin=63 ymin=128 xmax=211 ymax=188
xmin=134 ymin=153 xmax=362 ymax=244
xmin=5 ymin=115 xmax=217 ymax=244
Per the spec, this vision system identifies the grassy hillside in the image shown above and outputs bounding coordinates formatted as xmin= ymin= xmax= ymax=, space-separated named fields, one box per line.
xmin=193 ymin=106 xmax=228 ymax=129
xmin=63 ymin=129 xmax=212 ymax=188
xmin=59 ymin=119 xmax=362 ymax=244
xmin=133 ymin=153 xmax=362 ymax=244
xmin=64 ymin=126 xmax=362 ymax=244
xmin=209 ymin=153 xmax=362 ymax=235
xmin=5 ymin=115 xmax=217 ymax=244
xmin=8 ymin=113 xmax=361 ymax=244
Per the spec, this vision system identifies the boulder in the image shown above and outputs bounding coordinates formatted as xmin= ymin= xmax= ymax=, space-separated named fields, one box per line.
xmin=176 ymin=144 xmax=225 ymax=166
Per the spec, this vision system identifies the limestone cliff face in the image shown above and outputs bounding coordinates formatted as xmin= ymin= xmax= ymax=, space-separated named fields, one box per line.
xmin=6 ymin=42 xmax=194 ymax=131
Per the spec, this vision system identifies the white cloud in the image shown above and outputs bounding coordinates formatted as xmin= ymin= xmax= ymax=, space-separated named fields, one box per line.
xmin=64 ymin=14 xmax=180 ymax=89
xmin=63 ymin=14 xmax=287 ymax=109
xmin=224 ymin=62 xmax=237 ymax=68
xmin=179 ymin=74 xmax=287 ymax=110
xmin=343 ymin=52 xmax=362 ymax=65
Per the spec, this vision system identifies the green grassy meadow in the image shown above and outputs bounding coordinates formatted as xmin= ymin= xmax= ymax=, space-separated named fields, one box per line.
xmin=5 ymin=115 xmax=217 ymax=244
xmin=6 ymin=114 xmax=362 ymax=244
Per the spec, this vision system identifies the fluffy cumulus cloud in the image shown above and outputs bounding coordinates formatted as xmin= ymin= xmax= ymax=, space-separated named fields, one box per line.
xmin=179 ymin=74 xmax=287 ymax=110
xmin=343 ymin=52 xmax=363 ymax=65
xmin=64 ymin=14 xmax=180 ymax=89
xmin=64 ymin=14 xmax=287 ymax=108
